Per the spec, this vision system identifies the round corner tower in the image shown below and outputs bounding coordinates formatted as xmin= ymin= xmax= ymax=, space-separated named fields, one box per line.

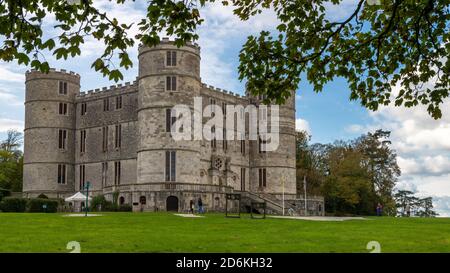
xmin=23 ymin=69 xmax=80 ymax=198
xmin=250 ymin=89 xmax=297 ymax=199
xmin=136 ymin=38 xmax=203 ymax=210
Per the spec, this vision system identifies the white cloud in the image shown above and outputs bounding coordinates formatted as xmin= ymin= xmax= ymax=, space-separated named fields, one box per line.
xmin=296 ymin=118 xmax=311 ymax=134
xmin=0 ymin=118 xmax=24 ymax=132
xmin=345 ymin=124 xmax=364 ymax=134
xmin=0 ymin=66 xmax=24 ymax=82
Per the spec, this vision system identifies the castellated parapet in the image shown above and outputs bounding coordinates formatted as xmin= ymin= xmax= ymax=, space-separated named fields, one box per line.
xmin=22 ymin=39 xmax=307 ymax=214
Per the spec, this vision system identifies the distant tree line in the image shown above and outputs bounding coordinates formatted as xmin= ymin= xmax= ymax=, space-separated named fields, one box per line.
xmin=0 ymin=130 xmax=23 ymax=200
xmin=296 ymin=129 xmax=437 ymax=217
xmin=394 ymin=190 xmax=438 ymax=217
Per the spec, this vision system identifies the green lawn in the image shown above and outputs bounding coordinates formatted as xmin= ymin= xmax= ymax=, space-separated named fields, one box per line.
xmin=0 ymin=212 xmax=449 ymax=253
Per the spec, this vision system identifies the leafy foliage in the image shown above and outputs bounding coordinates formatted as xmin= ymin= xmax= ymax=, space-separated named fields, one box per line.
xmin=28 ymin=198 xmax=59 ymax=213
xmin=394 ymin=190 xmax=438 ymax=217
xmin=0 ymin=197 xmax=27 ymax=212
xmin=1 ymin=1 xmax=448 ymax=116
xmin=0 ymin=130 xmax=23 ymax=192
xmin=296 ymin=129 xmax=400 ymax=215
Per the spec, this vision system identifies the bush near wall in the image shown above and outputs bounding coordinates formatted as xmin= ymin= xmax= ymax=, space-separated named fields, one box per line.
xmin=28 ymin=198 xmax=59 ymax=213
xmin=0 ymin=197 xmax=59 ymax=213
xmin=0 ymin=188 xmax=11 ymax=202
xmin=0 ymin=197 xmax=27 ymax=212
xmin=90 ymin=194 xmax=132 ymax=212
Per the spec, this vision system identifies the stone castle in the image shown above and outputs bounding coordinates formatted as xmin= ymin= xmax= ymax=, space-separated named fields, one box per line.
xmin=22 ymin=39 xmax=323 ymax=214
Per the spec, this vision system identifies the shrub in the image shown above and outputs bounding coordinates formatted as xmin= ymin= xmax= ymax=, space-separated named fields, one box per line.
xmin=102 ymin=201 xmax=118 ymax=212
xmin=0 ymin=197 xmax=27 ymax=212
xmin=118 ymin=204 xmax=132 ymax=212
xmin=0 ymin=188 xmax=11 ymax=202
xmin=28 ymin=198 xmax=59 ymax=213
xmin=90 ymin=195 xmax=108 ymax=212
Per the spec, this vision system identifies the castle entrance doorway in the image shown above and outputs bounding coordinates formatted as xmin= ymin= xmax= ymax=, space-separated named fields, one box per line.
xmin=166 ymin=196 xmax=179 ymax=212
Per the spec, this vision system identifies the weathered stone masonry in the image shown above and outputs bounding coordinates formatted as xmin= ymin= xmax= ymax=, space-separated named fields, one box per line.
xmin=23 ymin=39 xmax=323 ymax=214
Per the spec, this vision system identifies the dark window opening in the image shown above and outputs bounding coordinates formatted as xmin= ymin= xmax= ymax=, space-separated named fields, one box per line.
xmin=258 ymin=168 xmax=267 ymax=188
xmin=58 ymin=129 xmax=67 ymax=150
xmin=59 ymin=102 xmax=68 ymax=115
xmin=166 ymin=76 xmax=177 ymax=91
xmin=166 ymin=51 xmax=177 ymax=66
xmin=59 ymin=81 xmax=68 ymax=95
xmin=165 ymin=151 xmax=176 ymax=182
xmin=57 ymin=164 xmax=66 ymax=184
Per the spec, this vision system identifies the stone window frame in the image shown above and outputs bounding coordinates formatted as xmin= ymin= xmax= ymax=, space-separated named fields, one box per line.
xmin=57 ymin=164 xmax=67 ymax=184
xmin=165 ymin=150 xmax=176 ymax=182
xmin=241 ymin=168 xmax=246 ymax=191
xmin=258 ymin=168 xmax=267 ymax=188
xmin=80 ymin=102 xmax=87 ymax=116
xmin=102 ymin=126 xmax=108 ymax=152
xmin=103 ymin=98 xmax=110 ymax=111
xmin=115 ymin=95 xmax=122 ymax=110
xmin=80 ymin=129 xmax=86 ymax=154
xmin=114 ymin=161 xmax=121 ymax=185
xmin=166 ymin=76 xmax=177 ymax=91
xmin=166 ymin=51 xmax=177 ymax=67
xmin=102 ymin=162 xmax=108 ymax=187
xmin=58 ymin=81 xmax=68 ymax=95
xmin=79 ymin=164 xmax=86 ymax=189
xmin=165 ymin=108 xmax=176 ymax=133
xmin=58 ymin=102 xmax=68 ymax=116
xmin=58 ymin=129 xmax=67 ymax=150
xmin=115 ymin=124 xmax=122 ymax=149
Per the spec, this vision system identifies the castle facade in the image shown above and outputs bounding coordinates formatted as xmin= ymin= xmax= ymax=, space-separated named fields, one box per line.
xmin=22 ymin=39 xmax=304 ymax=213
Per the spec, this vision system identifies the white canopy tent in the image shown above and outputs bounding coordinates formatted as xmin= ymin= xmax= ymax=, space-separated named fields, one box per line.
xmin=65 ymin=192 xmax=91 ymax=212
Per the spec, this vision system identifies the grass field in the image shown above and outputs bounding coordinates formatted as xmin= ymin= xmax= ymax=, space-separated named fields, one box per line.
xmin=0 ymin=212 xmax=449 ymax=253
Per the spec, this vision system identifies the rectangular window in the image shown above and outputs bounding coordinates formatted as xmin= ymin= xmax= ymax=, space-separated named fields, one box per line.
xmin=79 ymin=164 xmax=85 ymax=190
xmin=259 ymin=168 xmax=267 ymax=188
xmin=223 ymin=129 xmax=227 ymax=151
xmin=166 ymin=51 xmax=177 ymax=66
xmin=114 ymin=161 xmax=121 ymax=185
xmin=211 ymin=126 xmax=216 ymax=150
xmin=116 ymin=96 xmax=122 ymax=110
xmin=58 ymin=102 xmax=68 ymax=115
xmin=241 ymin=139 xmax=245 ymax=155
xmin=259 ymin=138 xmax=267 ymax=154
xmin=165 ymin=151 xmax=176 ymax=182
xmin=58 ymin=129 xmax=67 ymax=150
xmin=81 ymin=102 xmax=87 ymax=116
xmin=166 ymin=76 xmax=177 ymax=91
xmin=80 ymin=130 xmax=86 ymax=153
xmin=115 ymin=124 xmax=122 ymax=149
xmin=102 ymin=162 xmax=108 ymax=187
xmin=103 ymin=98 xmax=109 ymax=111
xmin=57 ymin=164 xmax=66 ymax=184
xmin=241 ymin=168 xmax=246 ymax=191
xmin=222 ymin=102 xmax=226 ymax=115
xmin=165 ymin=109 xmax=176 ymax=133
xmin=102 ymin=126 xmax=108 ymax=152
xmin=59 ymin=81 xmax=68 ymax=95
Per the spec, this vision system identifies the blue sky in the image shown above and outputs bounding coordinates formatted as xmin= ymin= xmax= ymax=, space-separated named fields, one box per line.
xmin=1 ymin=0 xmax=449 ymax=215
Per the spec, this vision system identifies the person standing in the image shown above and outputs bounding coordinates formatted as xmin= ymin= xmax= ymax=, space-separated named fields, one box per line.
xmin=198 ymin=197 xmax=203 ymax=214
xmin=189 ymin=200 xmax=195 ymax=214
xmin=376 ymin=203 xmax=383 ymax=216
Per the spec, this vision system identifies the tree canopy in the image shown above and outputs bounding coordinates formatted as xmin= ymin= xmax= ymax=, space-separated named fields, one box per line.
xmin=1 ymin=0 xmax=449 ymax=117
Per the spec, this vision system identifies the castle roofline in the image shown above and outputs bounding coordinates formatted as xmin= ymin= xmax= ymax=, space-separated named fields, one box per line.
xmin=26 ymin=68 xmax=80 ymax=78
xmin=138 ymin=37 xmax=200 ymax=50
xmin=201 ymin=82 xmax=246 ymax=99
xmin=78 ymin=79 xmax=138 ymax=98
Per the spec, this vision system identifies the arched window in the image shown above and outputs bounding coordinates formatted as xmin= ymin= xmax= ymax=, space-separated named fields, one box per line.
xmin=140 ymin=196 xmax=146 ymax=205
xmin=119 ymin=196 xmax=125 ymax=205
